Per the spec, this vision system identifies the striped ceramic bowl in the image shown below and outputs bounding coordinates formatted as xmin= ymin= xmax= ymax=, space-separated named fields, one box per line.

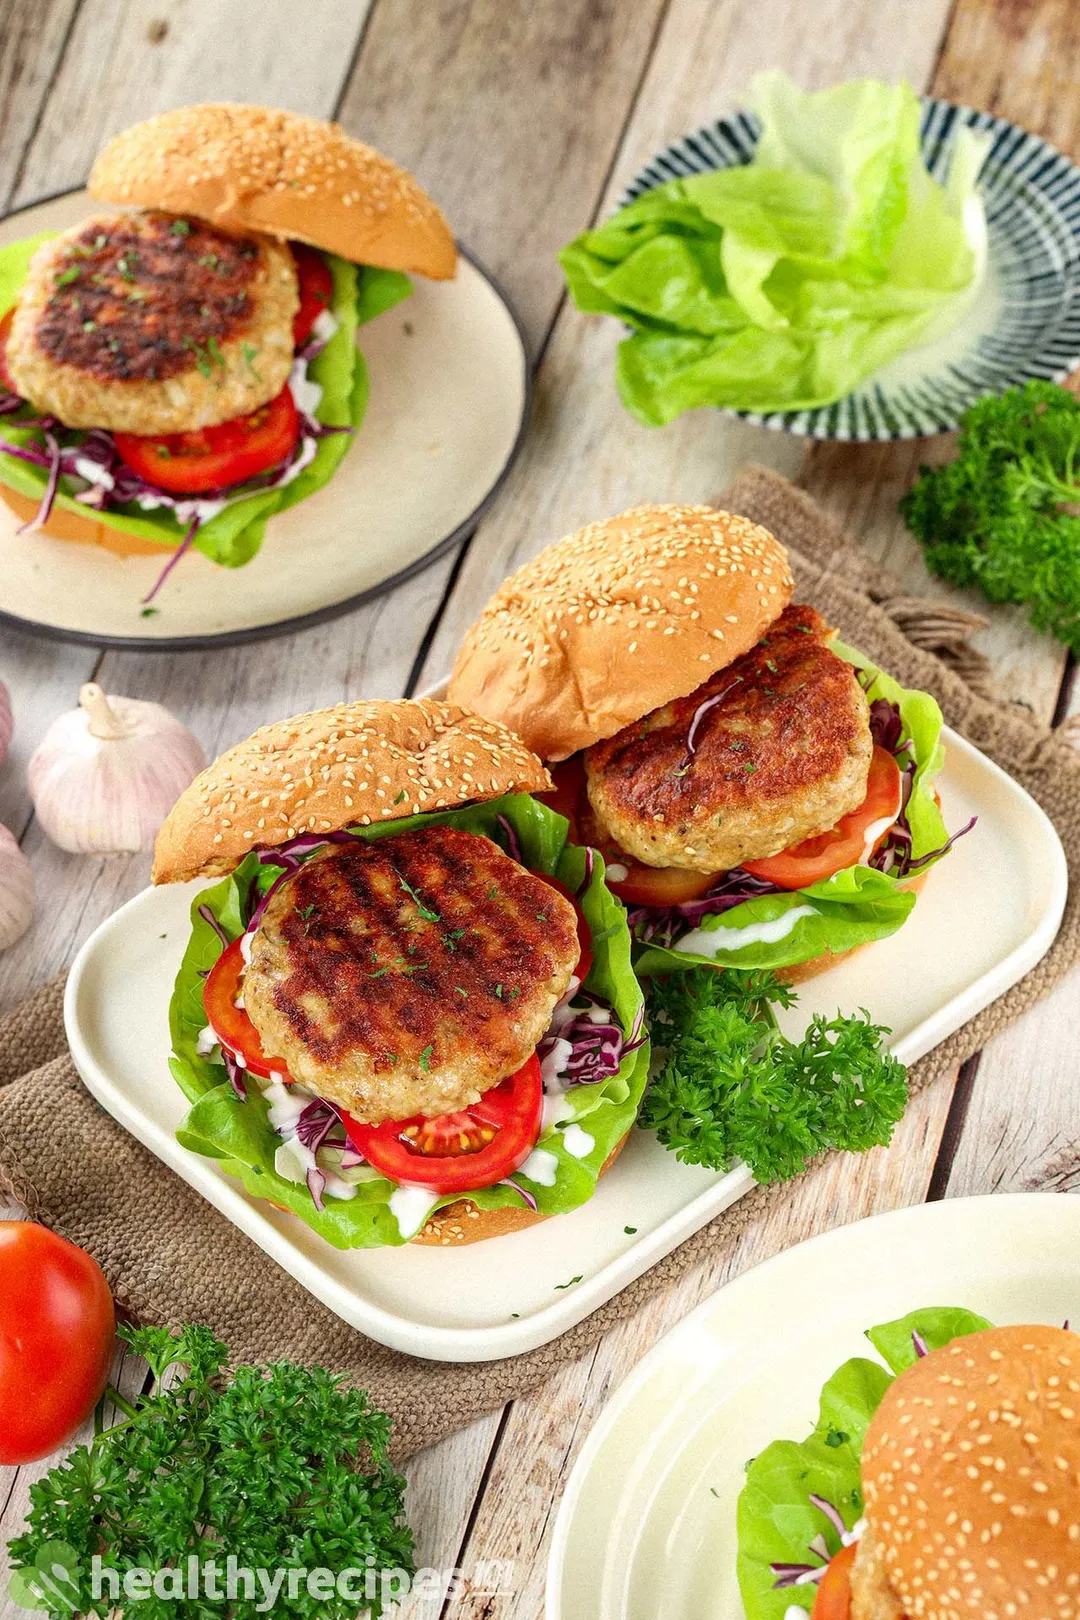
xmin=624 ymin=99 xmax=1080 ymax=440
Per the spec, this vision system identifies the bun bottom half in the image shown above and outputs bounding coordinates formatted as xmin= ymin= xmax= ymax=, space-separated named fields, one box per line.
xmin=0 ymin=484 xmax=172 ymax=556
xmin=411 ymin=1133 xmax=631 ymax=1247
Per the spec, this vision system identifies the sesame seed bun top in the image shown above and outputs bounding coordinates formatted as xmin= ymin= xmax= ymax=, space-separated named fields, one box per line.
xmin=89 ymin=103 xmax=457 ymax=281
xmin=447 ymin=504 xmax=794 ymax=760
xmin=151 ymin=698 xmax=551 ymax=885
xmin=858 ymin=1324 xmax=1080 ymax=1618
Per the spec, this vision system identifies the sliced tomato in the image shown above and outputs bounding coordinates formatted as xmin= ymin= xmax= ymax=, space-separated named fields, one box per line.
xmin=811 ymin=1542 xmax=857 ymax=1620
xmin=537 ymin=872 xmax=593 ymax=982
xmin=605 ymin=860 xmax=718 ymax=908
xmin=742 ymin=746 xmax=903 ymax=891
xmin=203 ymin=936 xmax=277 ymax=1079
xmin=113 ymin=384 xmax=300 ymax=495
xmin=538 ymin=755 xmax=714 ymax=908
xmin=343 ymin=1056 xmax=543 ymax=1195
xmin=291 ymin=244 xmax=334 ymax=346
xmin=0 ymin=308 xmax=17 ymax=394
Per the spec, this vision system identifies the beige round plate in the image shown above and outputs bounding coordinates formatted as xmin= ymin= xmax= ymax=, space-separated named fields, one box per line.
xmin=0 ymin=191 xmax=529 ymax=647
xmin=547 ymin=1194 xmax=1080 ymax=1620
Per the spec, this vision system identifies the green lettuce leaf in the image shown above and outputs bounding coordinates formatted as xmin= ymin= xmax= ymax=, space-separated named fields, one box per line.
xmin=0 ymin=240 xmax=408 ymax=565
xmin=168 ymin=794 xmax=648 ymax=1250
xmin=634 ymin=648 xmax=947 ymax=976
xmin=737 ymin=1305 xmax=993 ymax=1617
xmin=560 ymin=70 xmax=988 ymax=423
xmin=866 ymin=1305 xmax=993 ymax=1373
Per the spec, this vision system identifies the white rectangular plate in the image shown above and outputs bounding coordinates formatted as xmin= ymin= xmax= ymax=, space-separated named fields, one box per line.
xmin=64 ymin=726 xmax=1066 ymax=1361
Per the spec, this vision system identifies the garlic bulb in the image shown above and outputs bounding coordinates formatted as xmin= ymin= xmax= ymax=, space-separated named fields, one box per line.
xmin=29 ymin=684 xmax=206 ymax=855
xmin=0 ymin=679 xmax=11 ymax=767
xmin=0 ymin=825 xmax=33 ymax=950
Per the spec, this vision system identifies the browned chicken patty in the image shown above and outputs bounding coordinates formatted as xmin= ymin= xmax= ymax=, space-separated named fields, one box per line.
xmin=584 ymin=604 xmax=872 ymax=873
xmin=6 ymin=210 xmax=298 ymax=432
xmin=244 ymin=826 xmax=580 ymax=1124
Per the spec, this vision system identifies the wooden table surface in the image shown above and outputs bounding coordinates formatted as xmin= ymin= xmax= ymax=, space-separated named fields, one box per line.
xmin=1 ymin=2 xmax=1078 ymax=1615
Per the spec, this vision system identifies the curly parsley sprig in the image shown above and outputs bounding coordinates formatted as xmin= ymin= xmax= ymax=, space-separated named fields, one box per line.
xmin=639 ymin=968 xmax=907 ymax=1183
xmin=8 ymin=1324 xmax=414 ymax=1619
xmin=900 ymin=380 xmax=1080 ymax=655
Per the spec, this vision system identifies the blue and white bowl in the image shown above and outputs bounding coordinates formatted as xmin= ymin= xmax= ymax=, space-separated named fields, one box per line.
xmin=624 ymin=100 xmax=1080 ymax=440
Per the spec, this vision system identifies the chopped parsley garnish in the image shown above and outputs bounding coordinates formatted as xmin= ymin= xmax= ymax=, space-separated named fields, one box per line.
xmin=55 ymin=266 xmax=79 ymax=286
xmin=398 ymin=874 xmax=440 ymax=922
xmin=241 ymin=342 xmax=262 ymax=381
xmin=170 ymin=218 xmax=191 ymax=235
xmin=824 ymin=1428 xmax=850 ymax=1449
xmin=454 ymin=986 xmax=468 ymax=998
xmin=393 ymin=789 xmax=407 ymax=804
xmin=7 ymin=1324 xmax=413 ymax=1619
xmin=624 ymin=1226 xmax=638 ymax=1235
xmin=487 ymin=885 xmax=498 ymax=899
xmin=139 ymin=606 xmax=160 ymax=618
xmin=418 ymin=1045 xmax=434 ymax=1072
xmin=554 ymin=1275 xmax=584 ymax=1290
xmin=639 ymin=968 xmax=907 ymax=1183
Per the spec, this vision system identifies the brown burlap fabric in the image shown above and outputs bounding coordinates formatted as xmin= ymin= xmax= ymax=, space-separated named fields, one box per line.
xmin=1 ymin=465 xmax=1077 ymax=1461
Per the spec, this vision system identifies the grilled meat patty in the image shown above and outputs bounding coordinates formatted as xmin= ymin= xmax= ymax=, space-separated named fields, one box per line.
xmin=6 ymin=210 xmax=298 ymax=432
xmin=243 ymin=826 xmax=581 ymax=1124
xmin=584 ymin=604 xmax=872 ymax=873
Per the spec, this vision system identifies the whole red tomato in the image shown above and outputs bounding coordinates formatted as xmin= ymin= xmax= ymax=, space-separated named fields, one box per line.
xmin=0 ymin=1222 xmax=115 ymax=1464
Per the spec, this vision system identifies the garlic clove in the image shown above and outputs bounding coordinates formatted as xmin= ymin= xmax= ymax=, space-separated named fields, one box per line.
xmin=28 ymin=685 xmax=206 ymax=856
xmin=0 ymin=825 xmax=33 ymax=950
xmin=0 ymin=679 xmax=11 ymax=768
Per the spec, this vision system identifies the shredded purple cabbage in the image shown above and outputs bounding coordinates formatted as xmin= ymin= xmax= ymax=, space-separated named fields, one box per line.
xmin=912 ymin=1328 xmax=929 ymax=1358
xmin=197 ymin=902 xmax=233 ymax=950
xmin=538 ymin=988 xmax=646 ymax=1088
xmin=866 ymin=696 xmax=977 ymax=878
xmin=771 ymin=1496 xmax=849 ymax=1589
xmin=495 ymin=813 xmax=523 ymax=864
xmin=627 ymin=868 xmax=783 ymax=950
xmin=498 ymin=1178 xmax=538 ymax=1212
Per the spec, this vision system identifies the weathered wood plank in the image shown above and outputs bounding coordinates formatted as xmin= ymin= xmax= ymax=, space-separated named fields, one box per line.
xmin=943 ymin=969 xmax=1080 ymax=1198
xmin=0 ymin=0 xmax=77 ymax=211
xmin=336 ymin=0 xmax=670 ymax=354
xmin=414 ymin=0 xmax=954 ymax=693
xmin=10 ymin=0 xmax=375 ymax=209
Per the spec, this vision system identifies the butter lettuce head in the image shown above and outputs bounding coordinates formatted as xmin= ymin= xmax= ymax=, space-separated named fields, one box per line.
xmin=737 ymin=1306 xmax=993 ymax=1617
xmin=634 ymin=648 xmax=949 ymax=977
xmin=168 ymin=793 xmax=648 ymax=1250
xmin=560 ymin=70 xmax=988 ymax=423
xmin=0 ymin=234 xmax=410 ymax=566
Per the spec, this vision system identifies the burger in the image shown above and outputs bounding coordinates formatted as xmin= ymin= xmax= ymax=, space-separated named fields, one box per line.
xmin=157 ymin=698 xmax=647 ymax=1247
xmin=0 ymin=104 xmax=455 ymax=584
xmin=738 ymin=1308 xmax=1080 ymax=1618
xmin=448 ymin=504 xmax=973 ymax=980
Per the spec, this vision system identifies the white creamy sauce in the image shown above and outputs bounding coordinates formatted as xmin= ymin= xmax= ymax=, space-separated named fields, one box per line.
xmin=519 ymin=1147 xmax=559 ymax=1187
xmin=239 ymin=931 xmax=254 ymax=965
xmin=540 ymin=1037 xmax=574 ymax=1090
xmin=560 ymin=1124 xmax=594 ymax=1159
xmin=542 ymin=1091 xmax=574 ymax=1131
xmin=844 ymin=1518 xmax=866 ymax=1546
xmin=606 ymin=862 xmax=629 ymax=882
xmin=678 ymin=904 xmax=817 ymax=959
xmin=311 ymin=308 xmax=339 ymax=345
xmin=389 ymin=1184 xmax=441 ymax=1239
xmin=785 ymin=1607 xmax=809 ymax=1619
xmin=261 ymin=1075 xmax=356 ymax=1201
xmin=860 ymin=812 xmax=899 ymax=863
xmin=73 ymin=455 xmax=114 ymax=490
xmin=288 ymin=356 xmax=324 ymax=417
xmin=195 ymin=1024 xmax=219 ymax=1057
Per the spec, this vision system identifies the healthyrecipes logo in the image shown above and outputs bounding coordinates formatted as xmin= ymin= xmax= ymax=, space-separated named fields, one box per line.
xmin=8 ymin=1544 xmax=517 ymax=1612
